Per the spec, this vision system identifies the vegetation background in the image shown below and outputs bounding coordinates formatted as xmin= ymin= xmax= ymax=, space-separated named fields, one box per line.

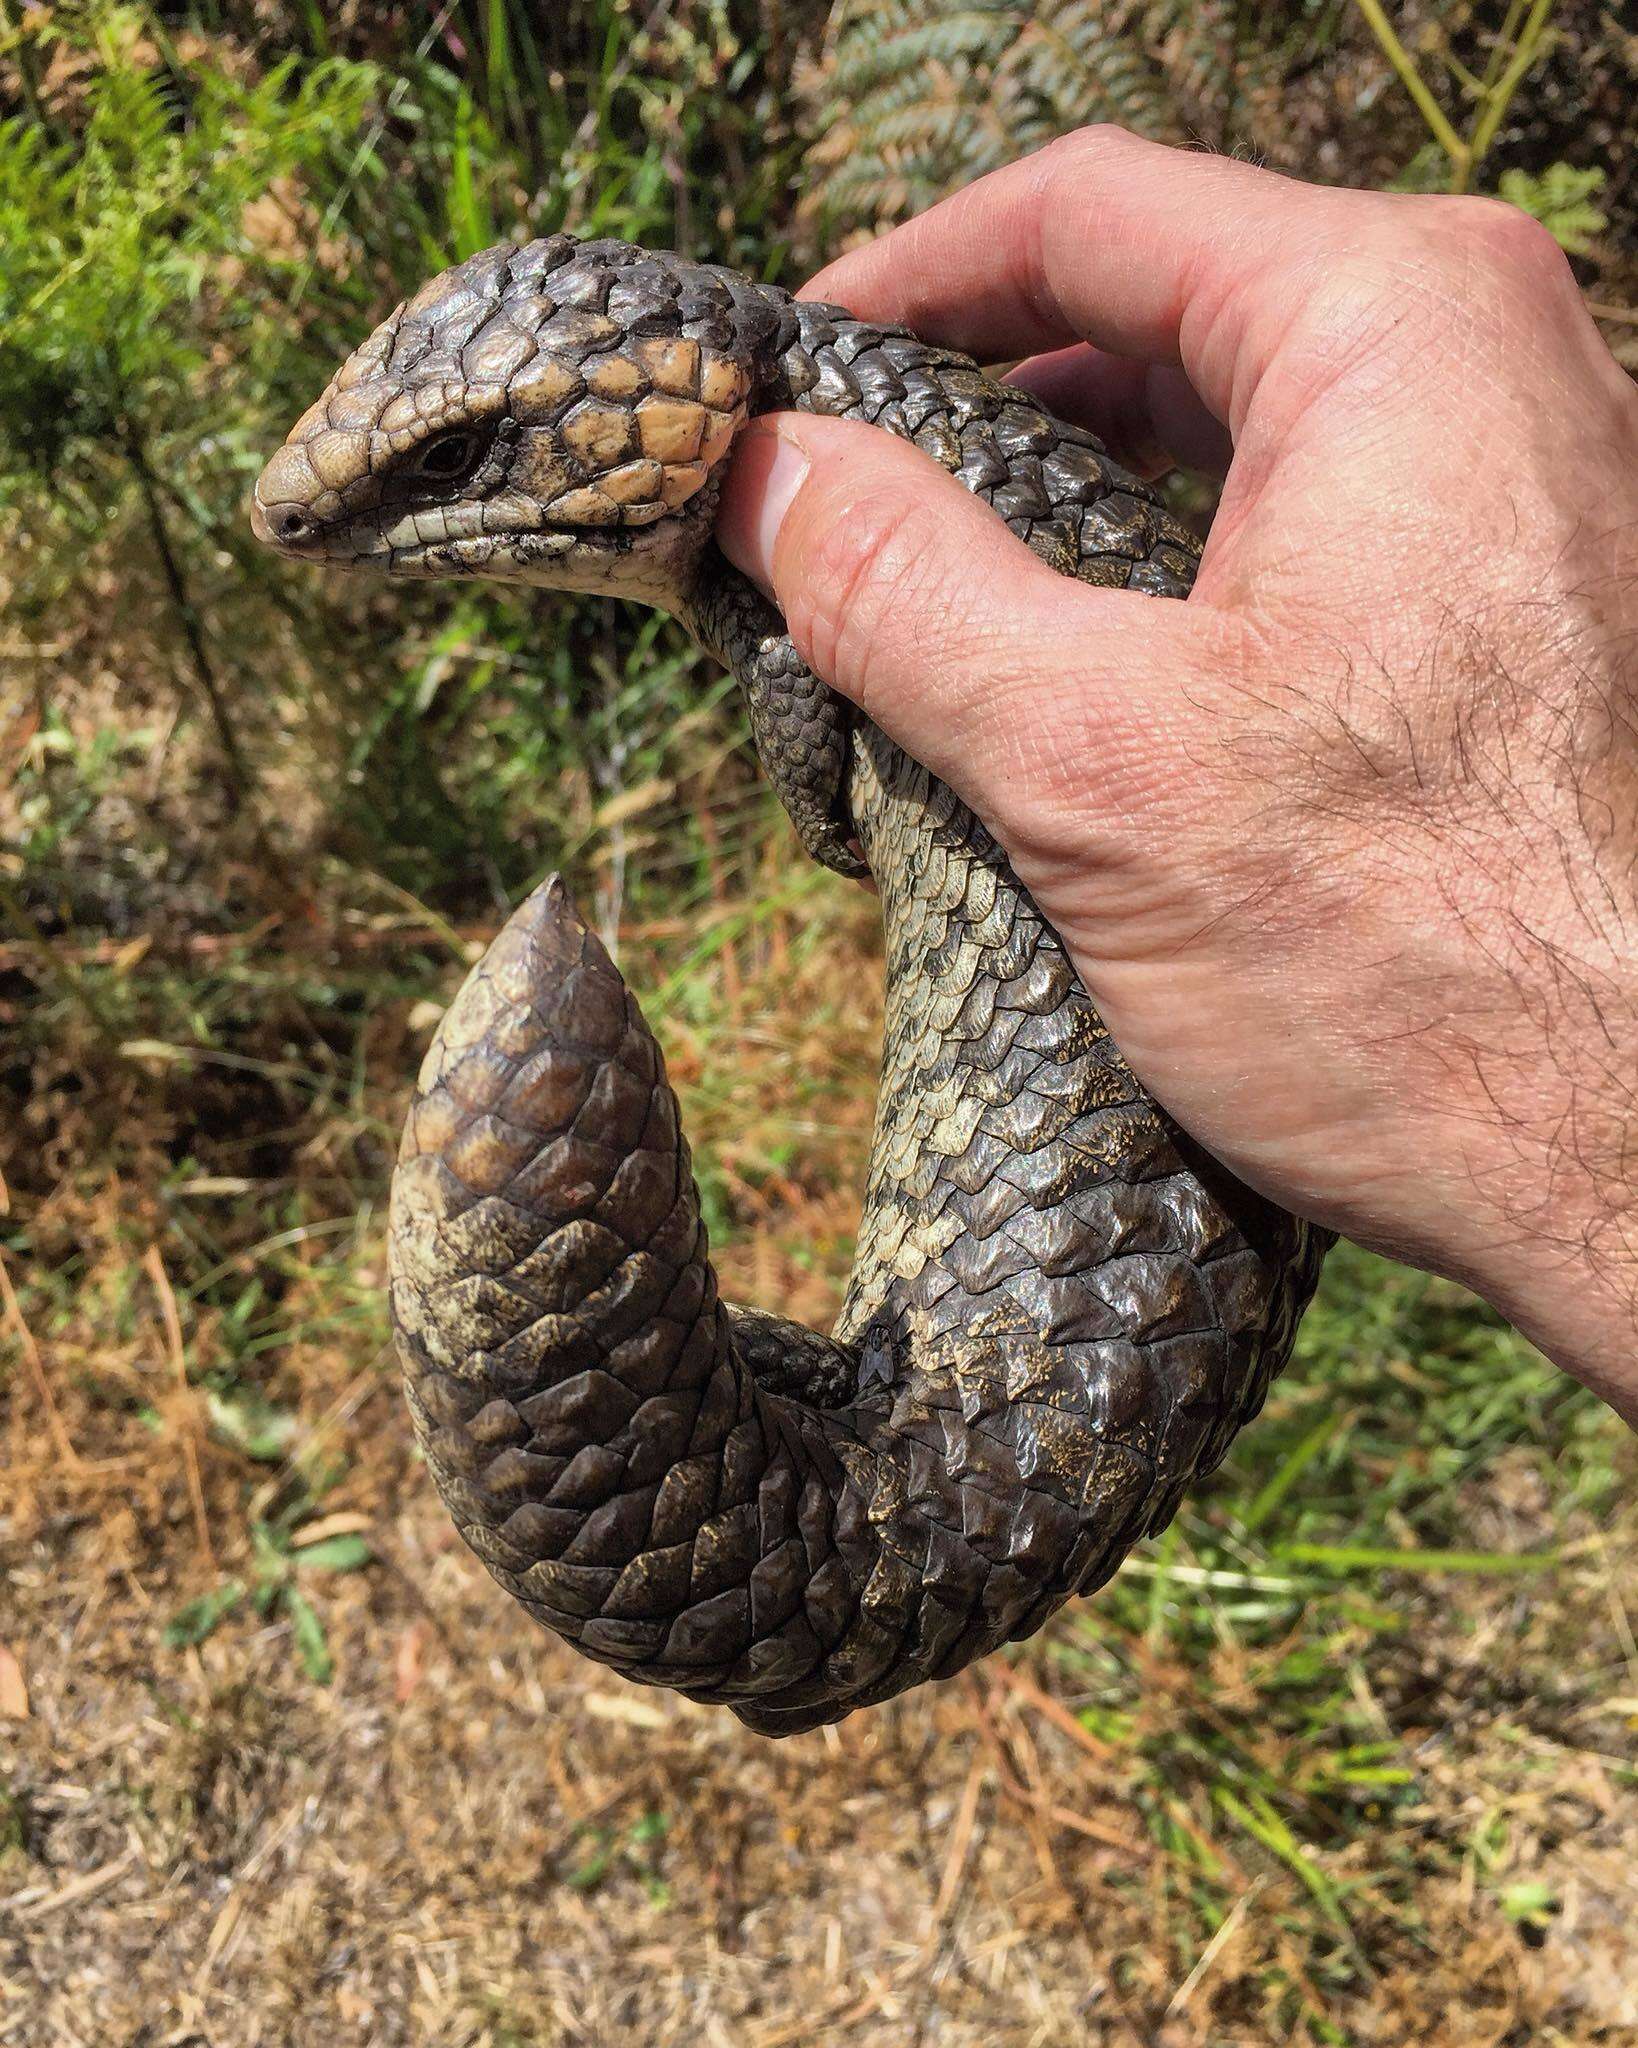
xmin=1 ymin=3 xmax=1635 ymax=2042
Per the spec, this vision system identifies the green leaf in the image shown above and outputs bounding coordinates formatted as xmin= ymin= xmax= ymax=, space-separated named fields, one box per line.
xmin=1278 ymin=1541 xmax=1557 ymax=1576
xmin=206 ymin=1386 xmax=300 ymax=1463
xmin=290 ymin=1533 xmax=372 ymax=1574
xmin=564 ymin=1832 xmax=615 ymax=1891
xmin=284 ymin=1588 xmax=335 ymax=1684
xmin=250 ymin=1519 xmax=291 ymax=1574
xmin=1215 ymin=1786 xmax=1350 ymax=1932
xmin=447 ymin=88 xmax=497 ymax=261
xmin=1240 ymin=1407 xmax=1350 ymax=1535
xmin=1496 ymin=164 xmax=1608 ymax=255
xmin=164 ymin=1580 xmax=245 ymax=1648
xmin=1499 ymin=1879 xmax=1556 ymax=1926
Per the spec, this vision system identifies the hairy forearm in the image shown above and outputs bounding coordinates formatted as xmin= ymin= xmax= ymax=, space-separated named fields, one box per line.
xmin=1450 ymin=940 xmax=1638 ymax=1420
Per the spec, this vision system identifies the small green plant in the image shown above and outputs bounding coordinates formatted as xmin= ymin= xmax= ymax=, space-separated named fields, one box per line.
xmin=164 ymin=1507 xmax=372 ymax=1684
xmin=1356 ymin=0 xmax=1569 ymax=201
xmin=0 ymin=8 xmax=374 ymax=820
xmin=1496 ymin=162 xmax=1608 ymax=254
xmin=561 ymin=1808 xmax=672 ymax=1905
xmin=1498 ymin=1877 xmax=1557 ymax=1930
xmin=205 ymin=1382 xmax=303 ymax=1462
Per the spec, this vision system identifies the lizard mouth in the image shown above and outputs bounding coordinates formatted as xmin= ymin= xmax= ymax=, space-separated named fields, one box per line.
xmin=248 ymin=494 xmax=637 ymax=578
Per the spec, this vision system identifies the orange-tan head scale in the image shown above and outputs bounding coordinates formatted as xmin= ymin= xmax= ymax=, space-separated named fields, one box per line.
xmin=252 ymin=235 xmax=778 ymax=602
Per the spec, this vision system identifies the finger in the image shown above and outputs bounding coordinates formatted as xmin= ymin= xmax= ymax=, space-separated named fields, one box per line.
xmin=803 ymin=126 xmax=1393 ymax=428
xmin=715 ymin=414 xmax=1219 ymax=841
xmin=1005 ymin=347 xmax=1234 ymax=478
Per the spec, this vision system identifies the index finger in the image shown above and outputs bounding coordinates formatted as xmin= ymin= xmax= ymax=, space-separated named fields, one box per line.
xmin=803 ymin=127 xmax=1385 ymax=423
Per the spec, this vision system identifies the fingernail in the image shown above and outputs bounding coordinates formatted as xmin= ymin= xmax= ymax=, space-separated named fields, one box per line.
xmin=718 ymin=422 xmax=809 ymax=596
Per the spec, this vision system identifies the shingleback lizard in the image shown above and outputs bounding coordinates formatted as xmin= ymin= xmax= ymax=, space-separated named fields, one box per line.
xmin=252 ymin=236 xmax=1330 ymax=1735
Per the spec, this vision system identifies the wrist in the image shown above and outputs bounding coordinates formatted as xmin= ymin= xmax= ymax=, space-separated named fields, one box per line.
xmin=1386 ymin=635 xmax=1638 ymax=1424
xmin=1428 ymin=1035 xmax=1638 ymax=1423
xmin=1463 ymin=1198 xmax=1638 ymax=1425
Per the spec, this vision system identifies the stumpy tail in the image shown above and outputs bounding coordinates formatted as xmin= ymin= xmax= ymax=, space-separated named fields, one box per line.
xmin=390 ymin=879 xmax=1169 ymax=1731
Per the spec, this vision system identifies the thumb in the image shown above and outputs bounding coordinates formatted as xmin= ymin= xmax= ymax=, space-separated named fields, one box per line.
xmin=715 ymin=414 xmax=1216 ymax=845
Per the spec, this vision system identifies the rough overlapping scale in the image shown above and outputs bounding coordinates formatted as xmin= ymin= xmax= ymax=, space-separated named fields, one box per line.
xmin=384 ymin=242 xmax=1331 ymax=1735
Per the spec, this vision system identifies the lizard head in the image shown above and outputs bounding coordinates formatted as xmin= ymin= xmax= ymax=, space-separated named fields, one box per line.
xmin=252 ymin=236 xmax=756 ymax=605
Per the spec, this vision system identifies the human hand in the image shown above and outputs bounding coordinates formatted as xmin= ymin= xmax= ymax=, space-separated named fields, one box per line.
xmin=717 ymin=127 xmax=1638 ymax=1423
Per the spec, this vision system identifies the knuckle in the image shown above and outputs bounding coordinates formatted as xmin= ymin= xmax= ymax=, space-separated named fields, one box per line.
xmin=1034 ymin=122 xmax=1148 ymax=193
xmin=1426 ymin=193 xmax=1570 ymax=283
xmin=1279 ymin=189 xmax=1576 ymax=379
xmin=1051 ymin=121 xmax=1139 ymax=161
xmin=1270 ymin=255 xmax=1424 ymax=386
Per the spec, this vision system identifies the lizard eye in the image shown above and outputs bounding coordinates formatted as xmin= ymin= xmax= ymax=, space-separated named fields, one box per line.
xmin=412 ymin=429 xmax=485 ymax=481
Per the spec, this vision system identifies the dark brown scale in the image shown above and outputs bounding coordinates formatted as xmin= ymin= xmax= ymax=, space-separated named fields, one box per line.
xmin=380 ymin=239 xmax=1331 ymax=1734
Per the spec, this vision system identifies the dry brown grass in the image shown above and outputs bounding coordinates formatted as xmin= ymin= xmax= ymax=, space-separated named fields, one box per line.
xmin=3 ymin=850 xmax=1636 ymax=2046
xmin=4 ymin=8 xmax=1635 ymax=2041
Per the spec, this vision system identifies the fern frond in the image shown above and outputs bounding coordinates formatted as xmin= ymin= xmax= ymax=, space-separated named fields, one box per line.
xmin=800 ymin=0 xmax=1341 ymax=245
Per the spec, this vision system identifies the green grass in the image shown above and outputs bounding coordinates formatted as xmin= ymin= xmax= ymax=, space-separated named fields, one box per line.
xmin=1019 ymin=1238 xmax=1626 ymax=2028
xmin=3 ymin=10 xmax=1633 ymax=2041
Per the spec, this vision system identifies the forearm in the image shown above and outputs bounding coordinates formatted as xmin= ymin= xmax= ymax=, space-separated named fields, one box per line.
xmin=1445 ymin=1013 xmax=1638 ymax=1422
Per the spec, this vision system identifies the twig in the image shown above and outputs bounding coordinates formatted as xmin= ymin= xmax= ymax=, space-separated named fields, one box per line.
xmin=988 ymin=1660 xmax=1123 ymax=1764
xmin=933 ymin=1753 xmax=987 ymax=1922
xmin=752 ymin=1984 xmax=889 ymax=2048
xmin=1164 ymin=1876 xmax=1269 ymax=2018
xmin=6 ymin=1846 xmax=139 ymax=1921
xmin=968 ymin=1676 xmax=1149 ymax=1867
xmin=1588 ymin=301 xmax=1638 ymax=326
xmin=979 ymin=1667 xmax=1201 ymax=1865
xmin=122 ymin=424 xmax=257 ymax=812
xmin=998 ymin=1690 xmax=1069 ymax=1898
xmin=0 ymin=1252 xmax=82 ymax=1470
xmin=144 ymin=1243 xmax=216 ymax=1575
xmin=1351 ymin=0 xmax=1561 ymax=192
xmin=357 ymin=868 xmax=483 ymax=965
xmin=1351 ymin=0 xmax=1466 ymax=176
xmin=1039 ymin=1803 xmax=1147 ymax=1856
xmin=1468 ymin=0 xmax=1558 ymax=169
xmin=1480 ymin=0 xmax=1531 ymax=96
